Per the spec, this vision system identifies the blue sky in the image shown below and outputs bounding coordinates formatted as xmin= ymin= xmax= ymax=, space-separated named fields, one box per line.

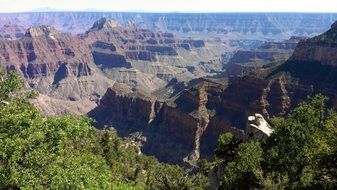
xmin=1 ymin=0 xmax=337 ymax=13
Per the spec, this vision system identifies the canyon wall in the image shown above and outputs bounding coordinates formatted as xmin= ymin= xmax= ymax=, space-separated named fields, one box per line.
xmin=1 ymin=12 xmax=337 ymax=39
xmin=89 ymin=20 xmax=337 ymax=165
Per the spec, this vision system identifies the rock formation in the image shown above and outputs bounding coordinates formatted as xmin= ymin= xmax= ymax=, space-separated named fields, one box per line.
xmin=0 ymin=25 xmax=114 ymax=101
xmin=291 ymin=22 xmax=337 ymax=66
xmin=83 ymin=18 xmax=226 ymax=92
xmin=247 ymin=113 xmax=273 ymax=137
xmin=0 ymin=18 xmax=226 ymax=114
xmin=89 ymin=20 xmax=337 ymax=165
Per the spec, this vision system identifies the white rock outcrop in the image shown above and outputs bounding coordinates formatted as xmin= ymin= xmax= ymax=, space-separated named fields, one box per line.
xmin=248 ymin=113 xmax=273 ymax=136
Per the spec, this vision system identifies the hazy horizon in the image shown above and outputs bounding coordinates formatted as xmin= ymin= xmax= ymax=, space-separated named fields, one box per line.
xmin=1 ymin=0 xmax=337 ymax=13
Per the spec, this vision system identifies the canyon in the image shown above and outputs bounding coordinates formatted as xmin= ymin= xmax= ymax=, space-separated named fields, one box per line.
xmin=0 ymin=16 xmax=227 ymax=115
xmin=1 ymin=12 xmax=337 ymax=165
xmin=89 ymin=20 xmax=337 ymax=164
xmin=1 ymin=12 xmax=337 ymax=38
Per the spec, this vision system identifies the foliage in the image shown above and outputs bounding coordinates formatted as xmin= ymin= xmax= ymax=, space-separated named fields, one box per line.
xmin=0 ymin=70 xmax=23 ymax=101
xmin=0 ymin=103 xmax=113 ymax=189
xmin=214 ymin=132 xmax=241 ymax=160
xmin=8 ymin=70 xmax=337 ymax=189
xmin=210 ymin=94 xmax=337 ymax=189
xmin=0 ymin=71 xmax=205 ymax=189
xmin=146 ymin=163 xmax=207 ymax=190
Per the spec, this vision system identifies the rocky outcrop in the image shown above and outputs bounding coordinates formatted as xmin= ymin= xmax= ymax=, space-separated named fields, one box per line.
xmin=219 ymin=20 xmax=337 ymax=144
xmin=247 ymin=113 xmax=273 ymax=137
xmin=215 ymin=21 xmax=337 ymax=145
xmin=290 ymin=21 xmax=337 ymax=66
xmin=0 ymin=25 xmax=91 ymax=77
xmin=87 ymin=17 xmax=119 ymax=32
xmin=271 ymin=21 xmax=337 ymax=91
xmin=183 ymin=39 xmax=205 ymax=48
xmin=89 ymin=81 xmax=214 ymax=164
xmin=25 ymin=25 xmax=61 ymax=38
xmin=93 ymin=51 xmax=131 ymax=68
xmin=125 ymin=51 xmax=156 ymax=61
xmin=91 ymin=83 xmax=160 ymax=131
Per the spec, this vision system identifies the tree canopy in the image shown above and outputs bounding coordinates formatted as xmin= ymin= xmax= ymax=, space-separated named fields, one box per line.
xmin=210 ymin=94 xmax=337 ymax=189
xmin=0 ymin=71 xmax=206 ymax=190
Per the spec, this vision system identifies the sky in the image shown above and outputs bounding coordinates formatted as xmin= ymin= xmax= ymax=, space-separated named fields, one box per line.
xmin=1 ymin=0 xmax=337 ymax=13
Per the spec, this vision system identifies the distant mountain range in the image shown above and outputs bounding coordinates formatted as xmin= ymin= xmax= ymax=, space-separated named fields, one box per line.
xmin=1 ymin=12 xmax=337 ymax=39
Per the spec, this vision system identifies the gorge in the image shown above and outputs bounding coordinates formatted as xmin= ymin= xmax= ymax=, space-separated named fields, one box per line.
xmin=1 ymin=12 xmax=337 ymax=165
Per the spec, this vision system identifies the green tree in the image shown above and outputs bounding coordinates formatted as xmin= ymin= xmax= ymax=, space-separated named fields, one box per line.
xmin=210 ymin=94 xmax=337 ymax=189
xmin=262 ymin=94 xmax=336 ymax=188
xmin=0 ymin=71 xmax=209 ymax=190
xmin=219 ymin=141 xmax=262 ymax=189
xmin=214 ymin=133 xmax=242 ymax=161
xmin=0 ymin=72 xmax=114 ymax=189
xmin=0 ymin=70 xmax=23 ymax=102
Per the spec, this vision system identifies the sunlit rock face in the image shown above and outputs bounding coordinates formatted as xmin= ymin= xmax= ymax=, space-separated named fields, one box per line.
xmin=0 ymin=25 xmax=114 ymax=114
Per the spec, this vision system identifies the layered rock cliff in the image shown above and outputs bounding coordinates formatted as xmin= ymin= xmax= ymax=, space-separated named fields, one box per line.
xmin=83 ymin=18 xmax=226 ymax=92
xmin=85 ymin=17 xmax=206 ymax=61
xmin=0 ymin=25 xmax=114 ymax=101
xmin=90 ymin=83 xmax=160 ymax=131
xmin=89 ymin=70 xmax=315 ymax=164
xmin=290 ymin=22 xmax=337 ymax=66
xmin=89 ymin=20 xmax=337 ymax=165
xmin=0 ymin=18 xmax=226 ymax=114
xmin=1 ymin=12 xmax=337 ymax=39
xmin=270 ymin=21 xmax=337 ymax=95
xmin=89 ymin=80 xmax=221 ymax=164
xmin=0 ymin=24 xmax=117 ymax=115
